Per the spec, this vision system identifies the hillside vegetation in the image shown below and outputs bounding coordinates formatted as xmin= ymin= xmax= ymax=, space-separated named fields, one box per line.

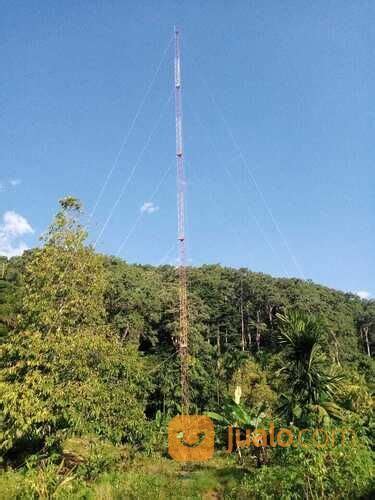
xmin=0 ymin=198 xmax=373 ymax=499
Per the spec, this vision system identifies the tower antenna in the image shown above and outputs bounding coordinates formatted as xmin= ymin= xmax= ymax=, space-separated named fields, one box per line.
xmin=174 ymin=27 xmax=189 ymax=414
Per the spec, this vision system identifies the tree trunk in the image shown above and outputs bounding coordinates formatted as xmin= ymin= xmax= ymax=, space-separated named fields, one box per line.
xmin=240 ymin=302 xmax=245 ymax=351
xmin=363 ymin=326 xmax=371 ymax=357
xmin=240 ymin=280 xmax=245 ymax=351
xmin=256 ymin=310 xmax=261 ymax=351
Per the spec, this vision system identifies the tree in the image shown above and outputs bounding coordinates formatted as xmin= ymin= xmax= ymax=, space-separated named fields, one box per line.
xmin=276 ymin=310 xmax=343 ymax=425
xmin=357 ymin=305 xmax=375 ymax=357
xmin=0 ymin=257 xmax=22 ymax=343
xmin=229 ymin=359 xmax=277 ymax=411
xmin=0 ymin=198 xmax=151 ymax=456
xmin=21 ymin=197 xmax=106 ymax=333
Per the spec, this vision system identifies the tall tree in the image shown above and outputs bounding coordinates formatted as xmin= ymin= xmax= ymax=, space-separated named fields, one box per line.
xmin=0 ymin=198 xmax=150 ymax=456
xmin=276 ymin=310 xmax=343 ymax=425
xmin=22 ymin=197 xmax=106 ymax=333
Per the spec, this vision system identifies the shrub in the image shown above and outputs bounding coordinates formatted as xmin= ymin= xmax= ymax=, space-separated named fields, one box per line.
xmin=230 ymin=439 xmax=374 ymax=499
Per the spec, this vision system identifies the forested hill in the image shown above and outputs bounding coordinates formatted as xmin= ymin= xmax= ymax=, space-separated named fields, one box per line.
xmin=0 ymin=200 xmax=374 ymax=498
xmin=105 ymin=258 xmax=373 ymax=356
xmin=1 ymin=253 xmax=373 ymax=412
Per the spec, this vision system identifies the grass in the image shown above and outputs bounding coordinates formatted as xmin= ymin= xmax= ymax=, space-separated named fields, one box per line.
xmin=87 ymin=455 xmax=245 ymax=499
xmin=0 ymin=454 xmax=247 ymax=499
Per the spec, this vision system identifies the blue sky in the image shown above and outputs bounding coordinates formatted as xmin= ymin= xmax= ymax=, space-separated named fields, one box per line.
xmin=1 ymin=1 xmax=373 ymax=297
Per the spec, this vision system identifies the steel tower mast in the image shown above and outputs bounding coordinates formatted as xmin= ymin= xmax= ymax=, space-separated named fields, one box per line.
xmin=174 ymin=27 xmax=189 ymax=414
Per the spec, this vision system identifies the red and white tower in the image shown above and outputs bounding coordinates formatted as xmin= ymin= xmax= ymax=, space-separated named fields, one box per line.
xmin=174 ymin=27 xmax=189 ymax=414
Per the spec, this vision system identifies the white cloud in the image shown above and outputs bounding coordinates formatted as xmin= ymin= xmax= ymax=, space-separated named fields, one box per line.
xmin=0 ymin=211 xmax=34 ymax=258
xmin=355 ymin=290 xmax=371 ymax=300
xmin=0 ymin=179 xmax=21 ymax=191
xmin=140 ymin=201 xmax=159 ymax=214
xmin=3 ymin=211 xmax=33 ymax=236
xmin=10 ymin=179 xmax=21 ymax=187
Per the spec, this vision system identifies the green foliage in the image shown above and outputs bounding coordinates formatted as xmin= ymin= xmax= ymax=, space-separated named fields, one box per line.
xmin=0 ymin=456 xmax=243 ymax=499
xmin=0 ymin=195 xmax=374 ymax=497
xmin=62 ymin=436 xmax=130 ymax=480
xmin=22 ymin=198 xmax=106 ymax=333
xmin=230 ymin=439 xmax=374 ymax=499
xmin=229 ymin=359 xmax=277 ymax=411
xmin=276 ymin=310 xmax=344 ymax=426
xmin=0 ymin=465 xmax=66 ymax=499
xmin=0 ymin=256 xmax=22 ymax=343
xmin=207 ymin=399 xmax=267 ymax=429
xmin=0 ymin=198 xmax=151 ymax=458
xmin=2 ymin=329 xmax=150 ymax=451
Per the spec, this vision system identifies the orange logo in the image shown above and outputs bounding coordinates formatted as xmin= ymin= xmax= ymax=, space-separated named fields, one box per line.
xmin=168 ymin=415 xmax=215 ymax=462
